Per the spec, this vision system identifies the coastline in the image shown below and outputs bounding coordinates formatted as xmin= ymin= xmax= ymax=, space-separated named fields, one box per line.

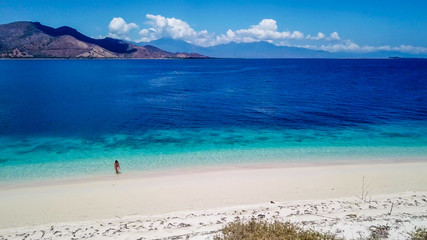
xmin=1 ymin=159 xmax=426 ymax=231
xmin=1 ymin=156 xmax=426 ymax=189
xmin=1 ymin=144 xmax=426 ymax=185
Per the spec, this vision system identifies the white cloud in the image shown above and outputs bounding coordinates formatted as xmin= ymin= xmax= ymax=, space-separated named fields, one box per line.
xmin=107 ymin=15 xmax=427 ymax=55
xmin=306 ymin=32 xmax=325 ymax=40
xmin=137 ymin=14 xmax=212 ymax=46
xmin=137 ymin=16 xmax=308 ymax=46
xmin=360 ymin=45 xmax=427 ymax=54
xmin=300 ymin=40 xmax=427 ymax=54
xmin=329 ymin=32 xmax=340 ymax=41
xmin=108 ymin=17 xmax=139 ymax=40
xmin=307 ymin=32 xmax=339 ymax=41
xmin=213 ymin=19 xmax=305 ymax=46
xmin=320 ymin=40 xmax=360 ymax=52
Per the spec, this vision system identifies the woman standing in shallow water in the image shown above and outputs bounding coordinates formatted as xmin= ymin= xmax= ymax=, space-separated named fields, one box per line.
xmin=114 ymin=160 xmax=120 ymax=174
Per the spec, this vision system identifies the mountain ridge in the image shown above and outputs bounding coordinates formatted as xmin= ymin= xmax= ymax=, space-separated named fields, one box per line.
xmin=144 ymin=38 xmax=426 ymax=59
xmin=139 ymin=39 xmax=332 ymax=58
xmin=0 ymin=21 xmax=207 ymax=59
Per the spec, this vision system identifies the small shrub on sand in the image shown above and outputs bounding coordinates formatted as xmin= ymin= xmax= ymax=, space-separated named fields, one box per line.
xmin=214 ymin=219 xmax=339 ymax=240
xmin=369 ymin=225 xmax=390 ymax=239
xmin=410 ymin=228 xmax=427 ymax=240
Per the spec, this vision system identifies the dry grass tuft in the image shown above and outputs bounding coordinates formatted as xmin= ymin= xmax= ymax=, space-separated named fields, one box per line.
xmin=369 ymin=225 xmax=390 ymax=239
xmin=410 ymin=228 xmax=427 ymax=240
xmin=214 ymin=219 xmax=339 ymax=240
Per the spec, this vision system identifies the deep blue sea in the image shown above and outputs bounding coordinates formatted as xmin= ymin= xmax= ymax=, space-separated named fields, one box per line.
xmin=0 ymin=59 xmax=426 ymax=182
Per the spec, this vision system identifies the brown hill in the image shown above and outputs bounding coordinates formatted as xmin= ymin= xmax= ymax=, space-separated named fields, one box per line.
xmin=0 ymin=21 xmax=207 ymax=59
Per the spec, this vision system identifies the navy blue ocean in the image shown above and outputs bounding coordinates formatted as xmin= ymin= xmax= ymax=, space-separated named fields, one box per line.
xmin=0 ymin=59 xmax=426 ymax=182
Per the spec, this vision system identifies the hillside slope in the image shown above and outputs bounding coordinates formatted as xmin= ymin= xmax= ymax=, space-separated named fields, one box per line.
xmin=0 ymin=22 xmax=207 ymax=59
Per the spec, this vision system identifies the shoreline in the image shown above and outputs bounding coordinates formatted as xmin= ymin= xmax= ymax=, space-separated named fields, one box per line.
xmin=0 ymin=159 xmax=426 ymax=230
xmin=1 ymin=156 xmax=426 ymax=189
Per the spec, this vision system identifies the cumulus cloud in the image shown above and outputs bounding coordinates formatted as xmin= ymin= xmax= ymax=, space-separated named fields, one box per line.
xmin=107 ymin=15 xmax=427 ymax=55
xmin=320 ymin=40 xmax=360 ymax=52
xmin=137 ymin=14 xmax=212 ymax=46
xmin=329 ymin=32 xmax=340 ymax=40
xmin=306 ymin=32 xmax=325 ymax=40
xmin=108 ymin=17 xmax=139 ymax=40
xmin=213 ymin=19 xmax=304 ymax=46
xmin=136 ymin=16 xmax=307 ymax=46
xmin=307 ymin=32 xmax=340 ymax=41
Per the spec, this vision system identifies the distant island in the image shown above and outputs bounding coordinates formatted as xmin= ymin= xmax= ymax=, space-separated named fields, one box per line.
xmin=0 ymin=21 xmax=207 ymax=59
xmin=145 ymin=38 xmax=427 ymax=59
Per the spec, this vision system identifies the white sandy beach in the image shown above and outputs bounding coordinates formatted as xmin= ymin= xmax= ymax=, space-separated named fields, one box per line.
xmin=1 ymin=160 xmax=426 ymax=239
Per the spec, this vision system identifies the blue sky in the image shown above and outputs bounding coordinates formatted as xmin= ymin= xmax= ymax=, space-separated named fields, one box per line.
xmin=1 ymin=0 xmax=426 ymax=53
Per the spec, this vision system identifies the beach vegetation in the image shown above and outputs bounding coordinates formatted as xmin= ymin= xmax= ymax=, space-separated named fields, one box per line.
xmin=410 ymin=227 xmax=427 ymax=240
xmin=368 ymin=225 xmax=390 ymax=239
xmin=359 ymin=176 xmax=372 ymax=203
xmin=214 ymin=219 xmax=339 ymax=240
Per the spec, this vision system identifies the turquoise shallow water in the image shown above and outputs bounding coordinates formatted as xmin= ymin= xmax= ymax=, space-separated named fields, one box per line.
xmin=0 ymin=59 xmax=426 ymax=182
xmin=1 ymin=123 xmax=426 ymax=182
